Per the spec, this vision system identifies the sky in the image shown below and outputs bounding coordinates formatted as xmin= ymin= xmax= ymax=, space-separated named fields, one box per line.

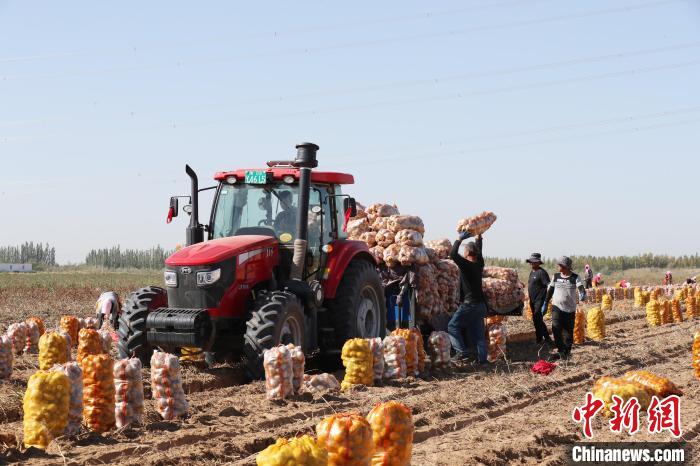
xmin=1 ymin=0 xmax=699 ymax=264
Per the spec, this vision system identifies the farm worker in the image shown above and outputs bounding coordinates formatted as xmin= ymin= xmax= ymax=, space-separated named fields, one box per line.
xmin=584 ymin=265 xmax=593 ymax=289
xmin=592 ymin=273 xmax=603 ymax=288
xmin=542 ymin=256 xmax=586 ymax=361
xmin=526 ymin=253 xmax=552 ymax=345
xmin=664 ymin=271 xmax=673 ymax=286
xmin=686 ymin=276 xmax=697 ymax=285
xmin=448 ymin=231 xmax=487 ymax=363
xmin=273 ymin=190 xmax=296 ymax=236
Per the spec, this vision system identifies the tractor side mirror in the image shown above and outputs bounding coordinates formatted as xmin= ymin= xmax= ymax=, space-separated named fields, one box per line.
xmin=343 ymin=197 xmax=357 ymax=218
xmin=167 ymin=197 xmax=179 ymax=223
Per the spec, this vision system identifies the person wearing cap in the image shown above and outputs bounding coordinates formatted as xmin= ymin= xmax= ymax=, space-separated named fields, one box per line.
xmin=526 ymin=253 xmax=552 ymax=345
xmin=542 ymin=256 xmax=586 ymax=360
xmin=592 ymin=273 xmax=603 ymax=288
xmin=584 ymin=265 xmax=593 ymax=289
xmin=448 ymin=231 xmax=487 ymax=363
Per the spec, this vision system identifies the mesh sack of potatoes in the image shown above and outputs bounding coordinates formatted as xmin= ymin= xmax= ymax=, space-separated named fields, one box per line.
xmin=371 ymin=216 xmax=391 ymax=232
xmin=593 ymin=377 xmax=650 ymax=417
xmin=410 ymin=328 xmax=426 ymax=374
xmin=23 ymin=370 xmax=70 ymax=449
xmin=98 ymin=329 xmax=112 ymax=354
xmin=388 ymin=215 xmax=425 ymax=234
xmin=366 ymin=203 xmax=400 ymax=224
xmin=382 ymin=335 xmax=407 ymax=380
xmin=425 ymin=239 xmax=452 ymax=260
xmin=60 ymin=316 xmax=80 ymax=348
xmin=660 ymin=300 xmax=672 ymax=325
xmin=482 ymin=278 xmax=525 ymax=313
xmin=77 ymin=328 xmax=105 ymax=364
xmin=693 ymin=331 xmax=700 ymax=379
xmin=483 ymin=266 xmax=518 ymax=284
xmin=346 ymin=218 xmax=370 ymax=239
xmin=151 ymin=351 xmax=188 ymax=419
xmin=7 ymin=323 xmax=27 ymax=355
xmin=687 ymin=296 xmax=698 ymax=319
xmin=586 ymin=307 xmax=605 ymax=341
xmin=486 ymin=318 xmax=507 ymax=363
xmin=316 ymin=413 xmax=374 ymax=466
xmin=367 ymin=337 xmax=384 ymax=382
xmin=359 ymin=231 xmax=377 ymax=247
xmin=256 ymin=434 xmax=328 ymax=466
xmin=392 ymin=329 xmax=418 ymax=376
xmin=395 ymin=229 xmax=424 ymax=247
xmin=383 ymin=244 xmax=402 ymax=267
xmin=416 ymin=264 xmax=439 ymax=319
xmin=428 ymin=331 xmax=451 ymax=372
xmin=436 ymin=260 xmax=461 ymax=314
xmin=671 ymin=299 xmax=683 ymax=323
xmin=646 ymin=300 xmax=661 ymax=327
xmin=39 ymin=331 xmax=69 ymax=370
xmin=424 ymin=247 xmax=439 ymax=264
xmin=114 ymin=357 xmax=145 ymax=428
xmin=456 ymin=211 xmax=497 ymax=235
xmin=573 ymin=308 xmax=586 ymax=344
xmin=621 ymin=370 xmax=683 ymax=398
xmin=375 ymin=228 xmax=396 ymax=247
xmin=58 ymin=330 xmax=73 ymax=361
xmin=24 ymin=320 xmax=41 ymax=354
xmin=369 ymin=245 xmax=385 ymax=265
xmin=398 ymin=245 xmax=429 ymax=266
xmin=302 ymin=373 xmax=340 ymax=394
xmin=287 ymin=344 xmax=305 ymax=394
xmin=367 ymin=401 xmax=414 ymax=466
xmin=341 ymin=338 xmax=374 ymax=390
xmin=0 ymin=335 xmax=13 ymax=379
xmin=26 ymin=316 xmax=45 ymax=336
xmin=52 ymin=361 xmax=83 ymax=436
xmin=81 ymin=354 xmax=116 ymax=432
xmin=263 ymin=345 xmax=294 ymax=400
xmin=79 ymin=317 xmax=99 ymax=330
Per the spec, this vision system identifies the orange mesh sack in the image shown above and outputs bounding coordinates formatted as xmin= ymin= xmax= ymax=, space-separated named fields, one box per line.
xmin=409 ymin=328 xmax=426 ymax=374
xmin=77 ymin=328 xmax=105 ymax=363
xmin=60 ymin=316 xmax=79 ymax=348
xmin=23 ymin=370 xmax=70 ymax=449
xmin=660 ymin=300 xmax=672 ymax=325
xmin=367 ymin=401 xmax=414 ymax=466
xmin=671 ymin=299 xmax=684 ymax=323
xmin=573 ymin=308 xmax=586 ymax=344
xmin=263 ymin=345 xmax=294 ymax=400
xmin=0 ymin=335 xmax=13 ymax=379
xmin=367 ymin=337 xmax=384 ymax=382
xmin=150 ymin=351 xmax=188 ymax=419
xmin=114 ymin=358 xmax=144 ymax=428
xmin=392 ymin=329 xmax=418 ymax=376
xmin=7 ymin=323 xmax=27 ymax=355
xmin=24 ymin=320 xmax=41 ymax=354
xmin=621 ymin=370 xmax=683 ymax=397
xmin=341 ymin=338 xmax=374 ymax=390
xmin=428 ymin=331 xmax=451 ymax=372
xmin=286 ymin=344 xmax=305 ymax=394
xmin=693 ymin=331 xmax=700 ymax=379
xmin=382 ymin=335 xmax=407 ymax=380
xmin=26 ymin=316 xmax=45 ymax=336
xmin=316 ymin=413 xmax=375 ymax=466
xmin=38 ymin=331 xmax=68 ymax=370
xmin=81 ymin=354 xmax=116 ymax=432
xmin=52 ymin=361 xmax=83 ymax=436
xmin=687 ymin=296 xmax=698 ymax=319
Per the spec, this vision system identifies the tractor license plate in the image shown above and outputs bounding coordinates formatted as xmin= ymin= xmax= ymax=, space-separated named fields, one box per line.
xmin=245 ymin=170 xmax=267 ymax=184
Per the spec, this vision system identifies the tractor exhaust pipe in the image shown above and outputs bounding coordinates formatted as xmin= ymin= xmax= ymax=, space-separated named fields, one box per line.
xmin=185 ymin=164 xmax=204 ymax=246
xmin=289 ymin=142 xmax=319 ymax=281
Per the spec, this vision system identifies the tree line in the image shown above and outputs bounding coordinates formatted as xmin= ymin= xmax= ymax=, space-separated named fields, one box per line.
xmin=0 ymin=242 xmax=56 ymax=268
xmin=84 ymin=246 xmax=174 ymax=269
xmin=486 ymin=253 xmax=700 ymax=273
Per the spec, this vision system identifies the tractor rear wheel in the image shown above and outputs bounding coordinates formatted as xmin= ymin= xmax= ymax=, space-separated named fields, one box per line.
xmin=327 ymin=259 xmax=386 ymax=345
xmin=243 ymin=290 xmax=305 ymax=380
xmin=117 ymin=286 xmax=167 ymax=366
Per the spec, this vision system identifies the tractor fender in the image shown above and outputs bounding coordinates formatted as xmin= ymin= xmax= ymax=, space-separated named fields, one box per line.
xmin=322 ymin=239 xmax=376 ymax=299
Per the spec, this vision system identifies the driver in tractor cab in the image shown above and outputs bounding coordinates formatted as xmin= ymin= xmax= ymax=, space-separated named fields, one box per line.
xmin=274 ymin=190 xmax=296 ymax=236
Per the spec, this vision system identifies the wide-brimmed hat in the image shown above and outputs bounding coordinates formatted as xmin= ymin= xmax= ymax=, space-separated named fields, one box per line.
xmin=526 ymin=253 xmax=543 ymax=264
xmin=557 ymin=256 xmax=573 ymax=270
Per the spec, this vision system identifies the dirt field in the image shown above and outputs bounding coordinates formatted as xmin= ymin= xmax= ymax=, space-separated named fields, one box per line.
xmin=0 ymin=274 xmax=698 ymax=465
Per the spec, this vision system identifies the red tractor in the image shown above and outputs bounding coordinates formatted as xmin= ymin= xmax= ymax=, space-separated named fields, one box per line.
xmin=118 ymin=143 xmax=386 ymax=379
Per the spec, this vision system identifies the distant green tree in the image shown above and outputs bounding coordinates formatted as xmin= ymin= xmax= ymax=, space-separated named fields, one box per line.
xmin=85 ymin=246 xmax=174 ymax=269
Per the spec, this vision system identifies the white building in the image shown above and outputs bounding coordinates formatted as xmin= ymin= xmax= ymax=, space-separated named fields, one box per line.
xmin=0 ymin=263 xmax=33 ymax=272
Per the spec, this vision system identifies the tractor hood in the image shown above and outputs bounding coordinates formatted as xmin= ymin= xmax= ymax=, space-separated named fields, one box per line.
xmin=165 ymin=236 xmax=277 ymax=266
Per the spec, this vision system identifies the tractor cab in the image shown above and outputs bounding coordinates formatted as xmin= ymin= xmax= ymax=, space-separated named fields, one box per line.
xmin=119 ymin=143 xmax=385 ymax=380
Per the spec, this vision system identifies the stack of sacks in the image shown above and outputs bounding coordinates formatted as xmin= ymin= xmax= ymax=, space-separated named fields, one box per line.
xmin=286 ymin=344 xmax=305 ymax=395
xmin=302 ymin=373 xmax=340 ymax=394
xmin=482 ymin=267 xmax=525 ymax=313
xmin=349 ymin=203 xmax=398 ymax=265
xmin=428 ymin=331 xmax=451 ymax=372
xmin=456 ymin=211 xmax=497 ymax=235
xmin=52 ymin=362 xmax=83 ymax=436
xmin=341 ymin=338 xmax=374 ymax=390
xmin=0 ymin=335 xmax=13 ymax=379
xmin=382 ymin=335 xmax=407 ymax=380
xmin=150 ymin=351 xmax=188 ymax=419
xmin=486 ymin=316 xmax=507 ymax=363
xmin=367 ymin=337 xmax=384 ymax=382
xmin=425 ymin=239 xmax=452 ymax=260
xmin=6 ymin=323 xmax=27 ymax=355
xmin=114 ymin=358 xmax=144 ymax=428
xmin=263 ymin=345 xmax=294 ymax=400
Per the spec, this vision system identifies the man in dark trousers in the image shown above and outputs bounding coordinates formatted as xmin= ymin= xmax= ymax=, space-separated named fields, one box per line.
xmin=526 ymin=253 xmax=552 ymax=345
xmin=448 ymin=231 xmax=487 ymax=363
xmin=543 ymin=256 xmax=586 ymax=360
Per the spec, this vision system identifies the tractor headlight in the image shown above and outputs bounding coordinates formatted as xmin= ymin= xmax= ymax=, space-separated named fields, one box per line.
xmin=164 ymin=270 xmax=178 ymax=287
xmin=197 ymin=268 xmax=221 ymax=287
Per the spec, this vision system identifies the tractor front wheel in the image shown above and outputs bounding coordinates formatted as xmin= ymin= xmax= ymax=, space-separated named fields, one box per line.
xmin=117 ymin=286 xmax=167 ymax=366
xmin=243 ymin=291 xmax=305 ymax=380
